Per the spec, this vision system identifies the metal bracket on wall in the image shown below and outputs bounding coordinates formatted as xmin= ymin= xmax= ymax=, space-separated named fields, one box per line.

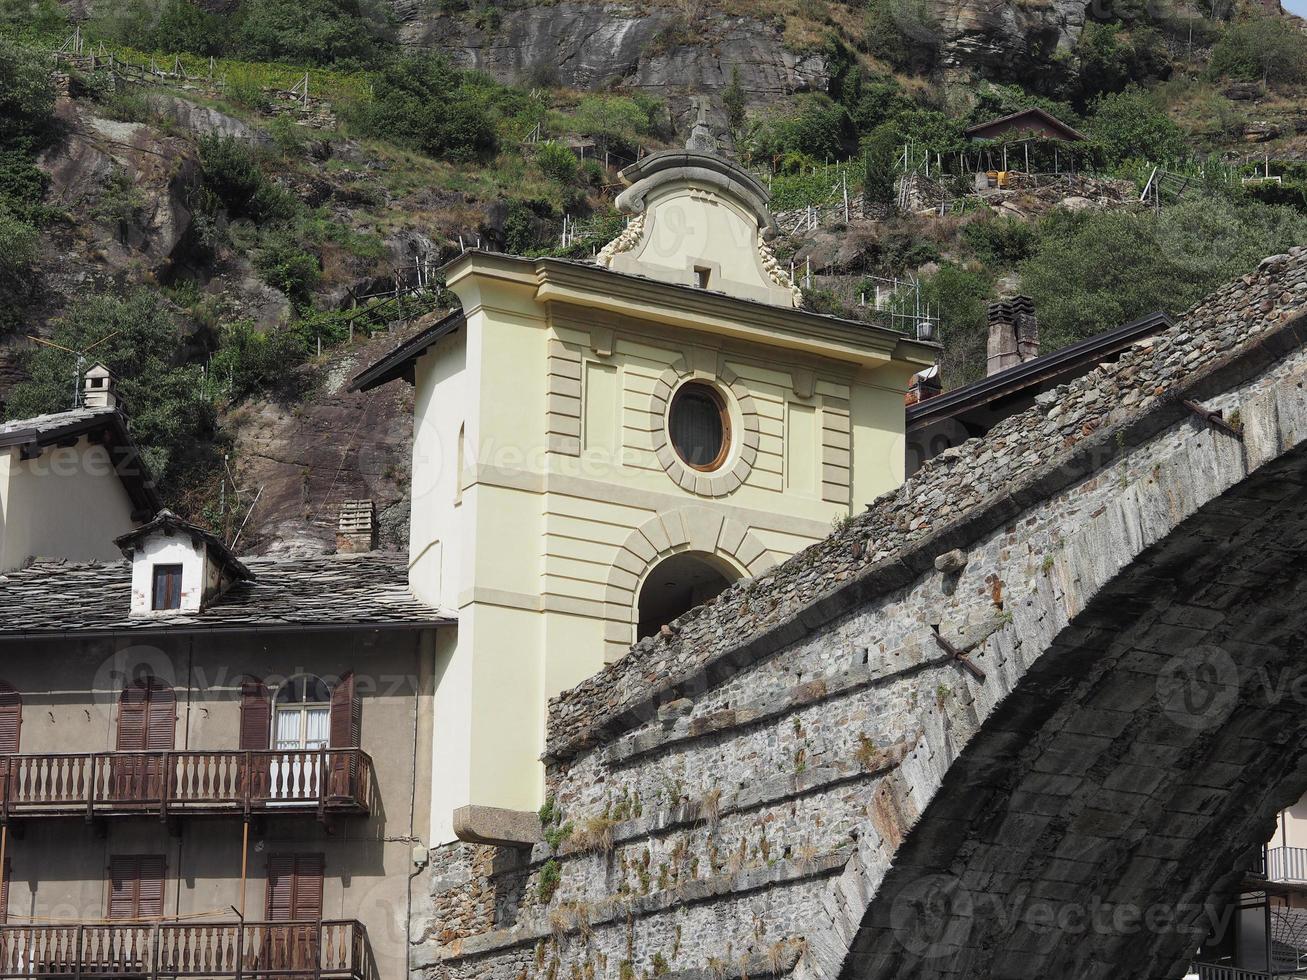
xmin=1182 ymin=399 xmax=1244 ymax=441
xmin=931 ymin=627 xmax=987 ymax=683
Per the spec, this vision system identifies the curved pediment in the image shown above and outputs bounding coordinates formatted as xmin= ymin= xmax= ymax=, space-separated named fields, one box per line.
xmin=598 ymin=149 xmax=802 ymax=308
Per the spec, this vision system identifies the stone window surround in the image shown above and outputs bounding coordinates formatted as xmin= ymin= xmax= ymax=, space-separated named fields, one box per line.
xmin=648 ymin=359 xmax=759 ymax=498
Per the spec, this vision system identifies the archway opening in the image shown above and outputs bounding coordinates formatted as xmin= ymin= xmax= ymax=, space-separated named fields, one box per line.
xmin=637 ymin=552 xmax=737 ymax=640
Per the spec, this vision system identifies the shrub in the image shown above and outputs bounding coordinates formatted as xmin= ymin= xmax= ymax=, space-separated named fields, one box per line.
xmin=1207 ymin=16 xmax=1307 ymax=85
xmin=1072 ymin=23 xmax=1172 ymax=105
xmin=255 ymin=233 xmax=320 ymax=305
xmin=1087 ymin=88 xmax=1185 ymax=165
xmin=501 ymin=198 xmax=559 ymax=255
xmin=861 ymin=123 xmax=899 ymax=208
xmin=233 ymin=0 xmax=391 ymax=68
xmin=962 ymin=216 xmax=1037 ymax=267
xmin=88 ymin=0 xmax=223 ymax=57
xmin=345 ymin=55 xmax=499 ymax=162
xmin=0 ymin=205 xmax=37 ymax=276
xmin=537 ymin=141 xmax=579 ymax=184
xmin=208 ymin=319 xmax=308 ymax=400
xmin=754 ymin=94 xmax=849 ymax=163
xmin=199 ymin=135 xmax=264 ymax=214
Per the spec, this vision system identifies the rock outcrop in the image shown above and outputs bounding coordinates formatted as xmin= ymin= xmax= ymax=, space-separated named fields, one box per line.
xmin=391 ymin=0 xmax=828 ymax=112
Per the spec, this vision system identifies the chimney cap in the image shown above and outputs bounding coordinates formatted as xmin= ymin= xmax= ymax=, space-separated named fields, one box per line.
xmin=82 ymin=363 xmax=118 ymax=409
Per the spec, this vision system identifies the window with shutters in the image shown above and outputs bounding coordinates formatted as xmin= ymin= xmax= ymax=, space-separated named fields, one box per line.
xmin=115 ymin=679 xmax=175 ymax=800
xmin=273 ymin=675 xmax=331 ymax=751
xmin=107 ymin=855 xmax=166 ymax=920
xmin=0 ymin=684 xmax=21 ymax=755
xmin=151 ymin=564 xmax=183 ymax=611
xmin=265 ymin=853 xmax=324 ymax=921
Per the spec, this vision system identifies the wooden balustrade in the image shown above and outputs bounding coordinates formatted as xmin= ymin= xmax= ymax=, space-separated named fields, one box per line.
xmin=0 ymin=919 xmax=371 ymax=979
xmin=0 ymin=749 xmax=374 ymax=820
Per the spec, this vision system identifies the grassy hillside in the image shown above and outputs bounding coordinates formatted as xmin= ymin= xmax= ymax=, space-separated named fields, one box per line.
xmin=0 ymin=0 xmax=1305 ymax=538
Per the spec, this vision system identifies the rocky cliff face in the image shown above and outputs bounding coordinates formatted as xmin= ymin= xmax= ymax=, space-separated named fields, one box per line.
xmin=391 ymin=1 xmax=829 ymax=109
xmin=389 ymin=0 xmax=1095 ymax=104
xmin=933 ymin=0 xmax=1087 ymax=77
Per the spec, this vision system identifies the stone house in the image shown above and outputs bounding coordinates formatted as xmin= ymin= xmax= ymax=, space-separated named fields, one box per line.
xmin=0 ymin=366 xmax=157 ymax=571
xmin=0 ymin=511 xmax=453 ymax=980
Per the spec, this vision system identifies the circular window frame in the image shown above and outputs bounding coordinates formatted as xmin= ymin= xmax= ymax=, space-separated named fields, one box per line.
xmin=648 ymin=363 xmax=759 ymax=498
xmin=668 ymin=381 xmax=733 ymax=473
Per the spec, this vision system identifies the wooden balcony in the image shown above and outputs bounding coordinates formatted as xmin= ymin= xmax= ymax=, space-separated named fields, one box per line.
xmin=0 ymin=749 xmax=374 ymax=822
xmin=0 ymin=919 xmax=372 ymax=979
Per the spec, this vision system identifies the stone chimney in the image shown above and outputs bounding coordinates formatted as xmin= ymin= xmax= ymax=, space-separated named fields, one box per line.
xmin=986 ymin=297 xmax=1039 ymax=377
xmin=337 ymin=500 xmax=376 ymax=554
xmin=82 ymin=363 xmax=117 ymax=410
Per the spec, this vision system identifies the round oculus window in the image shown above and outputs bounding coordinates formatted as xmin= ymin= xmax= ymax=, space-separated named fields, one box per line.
xmin=668 ymin=382 xmax=731 ymax=471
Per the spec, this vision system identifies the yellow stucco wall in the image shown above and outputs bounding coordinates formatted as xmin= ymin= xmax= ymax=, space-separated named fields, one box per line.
xmin=417 ymin=252 xmax=934 ymax=843
xmin=0 ymin=439 xmax=138 ymax=572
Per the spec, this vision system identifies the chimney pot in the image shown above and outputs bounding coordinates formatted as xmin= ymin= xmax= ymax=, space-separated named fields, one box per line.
xmin=337 ymin=500 xmax=377 ymax=554
xmin=82 ymin=363 xmax=118 ymax=410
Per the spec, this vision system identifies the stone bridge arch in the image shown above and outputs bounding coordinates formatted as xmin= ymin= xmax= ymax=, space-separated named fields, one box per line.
xmin=418 ymin=252 xmax=1307 ymax=980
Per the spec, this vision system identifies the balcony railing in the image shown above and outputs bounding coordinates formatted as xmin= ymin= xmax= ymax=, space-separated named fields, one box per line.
xmin=0 ymin=919 xmax=372 ymax=979
xmin=1267 ymin=847 xmax=1307 ymax=885
xmin=1195 ymin=966 xmax=1273 ymax=980
xmin=0 ymin=749 xmax=374 ymax=821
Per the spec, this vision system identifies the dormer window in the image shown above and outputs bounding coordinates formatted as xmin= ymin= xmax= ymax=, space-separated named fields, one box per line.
xmin=116 ymin=510 xmax=254 ymax=618
xmin=151 ymin=564 xmax=183 ymax=611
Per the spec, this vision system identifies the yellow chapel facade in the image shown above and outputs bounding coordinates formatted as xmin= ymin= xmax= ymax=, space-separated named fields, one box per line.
xmin=352 ymin=140 xmax=937 ymax=843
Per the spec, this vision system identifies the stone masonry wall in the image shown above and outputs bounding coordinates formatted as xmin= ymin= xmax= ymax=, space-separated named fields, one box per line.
xmin=413 ymin=252 xmax=1307 ymax=980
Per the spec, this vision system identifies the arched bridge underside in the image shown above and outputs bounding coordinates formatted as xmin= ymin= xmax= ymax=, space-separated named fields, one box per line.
xmin=419 ymin=257 xmax=1307 ymax=980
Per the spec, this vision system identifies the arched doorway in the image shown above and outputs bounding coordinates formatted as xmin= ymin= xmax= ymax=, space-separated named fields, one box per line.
xmin=636 ymin=552 xmax=738 ymax=641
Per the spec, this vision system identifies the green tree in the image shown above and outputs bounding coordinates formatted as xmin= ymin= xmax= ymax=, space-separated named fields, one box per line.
xmin=723 ymin=66 xmax=746 ymax=138
xmin=1087 ymin=88 xmax=1184 ymax=165
xmin=861 ymin=122 xmax=899 ymax=209
xmin=88 ymin=0 xmax=223 ymax=56
xmin=754 ymin=94 xmax=849 ymax=163
xmin=233 ymin=0 xmax=391 ymax=67
xmin=536 ymin=141 xmax=578 ymax=184
xmin=4 ymin=291 xmax=221 ymax=503
xmin=0 ymin=37 xmax=55 ymax=146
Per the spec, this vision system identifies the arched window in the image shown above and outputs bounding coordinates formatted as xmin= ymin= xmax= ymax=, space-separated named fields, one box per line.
xmin=273 ymin=675 xmax=331 ymax=751
xmin=636 ymin=552 xmax=738 ymax=640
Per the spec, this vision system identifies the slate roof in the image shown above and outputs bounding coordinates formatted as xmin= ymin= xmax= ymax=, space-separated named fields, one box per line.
xmin=0 ymin=406 xmax=117 ymax=439
xmin=0 ymin=552 xmax=454 ymax=635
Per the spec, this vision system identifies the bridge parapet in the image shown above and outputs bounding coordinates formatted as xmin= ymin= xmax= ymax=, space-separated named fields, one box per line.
xmin=414 ymin=248 xmax=1307 ymax=980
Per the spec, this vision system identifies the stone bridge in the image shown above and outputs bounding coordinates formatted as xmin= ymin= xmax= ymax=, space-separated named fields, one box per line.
xmin=414 ymin=248 xmax=1307 ymax=980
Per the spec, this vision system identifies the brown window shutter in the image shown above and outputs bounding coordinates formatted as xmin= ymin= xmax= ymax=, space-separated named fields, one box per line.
xmin=0 ymin=685 xmax=21 ymax=755
xmin=239 ymin=680 xmax=271 ymax=750
xmin=266 ymin=853 xmax=324 ymax=921
xmin=116 ymin=684 xmax=149 ymax=752
xmin=145 ymin=684 xmax=176 ymax=751
xmin=328 ymin=673 xmax=360 ymax=749
xmin=137 ymin=855 xmax=165 ymax=919
xmin=266 ymin=854 xmax=295 ymax=920
xmin=107 ymin=854 xmax=165 ymax=919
